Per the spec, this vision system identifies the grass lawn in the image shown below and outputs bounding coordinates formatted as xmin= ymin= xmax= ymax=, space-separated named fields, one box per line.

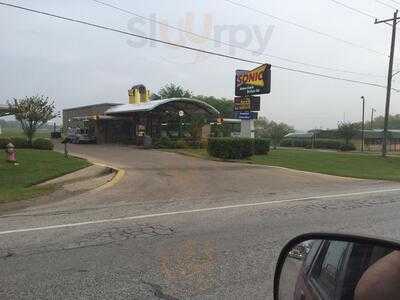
xmin=0 ymin=149 xmax=90 ymax=203
xmin=176 ymin=148 xmax=400 ymax=181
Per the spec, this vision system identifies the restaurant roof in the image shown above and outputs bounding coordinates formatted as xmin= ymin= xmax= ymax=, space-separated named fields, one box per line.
xmin=0 ymin=103 xmax=11 ymax=116
xmin=105 ymin=98 xmax=220 ymax=115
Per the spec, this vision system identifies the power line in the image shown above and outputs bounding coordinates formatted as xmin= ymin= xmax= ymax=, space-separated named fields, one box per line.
xmin=325 ymin=0 xmax=378 ymax=19
xmin=376 ymin=0 xmax=398 ymax=10
xmin=387 ymin=0 xmax=400 ymax=6
xmin=0 ymin=1 xmax=396 ymax=92
xmin=222 ymin=0 xmax=387 ymax=56
xmin=89 ymin=0 xmax=383 ymax=78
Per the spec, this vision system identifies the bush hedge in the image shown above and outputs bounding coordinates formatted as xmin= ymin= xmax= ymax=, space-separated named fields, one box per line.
xmin=9 ymin=137 xmax=31 ymax=148
xmin=184 ymin=139 xmax=204 ymax=149
xmin=153 ymin=136 xmax=269 ymax=158
xmin=314 ymin=139 xmax=342 ymax=150
xmin=175 ymin=139 xmax=188 ymax=149
xmin=153 ymin=137 xmax=175 ymax=149
xmin=0 ymin=137 xmax=54 ymax=150
xmin=207 ymin=138 xmax=255 ymax=159
xmin=0 ymin=137 xmax=11 ymax=149
xmin=281 ymin=139 xmax=343 ymax=150
xmin=339 ymin=143 xmax=356 ymax=152
xmin=32 ymin=138 xmax=54 ymax=150
xmin=281 ymin=139 xmax=310 ymax=148
xmin=0 ymin=137 xmax=31 ymax=148
xmin=254 ymin=138 xmax=271 ymax=155
xmin=152 ymin=137 xmax=205 ymax=149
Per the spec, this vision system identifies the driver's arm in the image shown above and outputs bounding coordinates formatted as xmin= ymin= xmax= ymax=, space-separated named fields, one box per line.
xmin=354 ymin=251 xmax=400 ymax=300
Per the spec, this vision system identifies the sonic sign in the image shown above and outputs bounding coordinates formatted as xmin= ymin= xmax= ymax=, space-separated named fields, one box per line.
xmin=235 ymin=64 xmax=271 ymax=96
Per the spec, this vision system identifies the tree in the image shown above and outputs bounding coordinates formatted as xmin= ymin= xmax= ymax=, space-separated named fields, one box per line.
xmin=351 ymin=114 xmax=400 ymax=130
xmin=337 ymin=122 xmax=359 ymax=144
xmin=268 ymin=121 xmax=294 ymax=149
xmin=194 ymin=95 xmax=234 ymax=118
xmin=159 ymin=83 xmax=193 ymax=99
xmin=366 ymin=114 xmax=400 ymax=129
xmin=255 ymin=117 xmax=294 ymax=148
xmin=254 ymin=117 xmax=271 ymax=138
xmin=8 ymin=95 xmax=57 ymax=144
xmin=188 ymin=115 xmax=206 ymax=139
xmin=158 ymin=83 xmax=235 ymax=117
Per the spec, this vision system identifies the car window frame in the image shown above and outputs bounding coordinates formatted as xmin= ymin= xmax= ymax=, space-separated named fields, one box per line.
xmin=308 ymin=241 xmax=351 ymax=300
xmin=304 ymin=240 xmax=323 ymax=274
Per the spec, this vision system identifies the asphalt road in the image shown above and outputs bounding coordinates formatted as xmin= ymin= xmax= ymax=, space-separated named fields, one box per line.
xmin=1 ymin=144 xmax=400 ymax=299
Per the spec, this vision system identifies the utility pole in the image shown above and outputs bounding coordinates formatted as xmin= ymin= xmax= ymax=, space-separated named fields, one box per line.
xmin=375 ymin=10 xmax=399 ymax=157
xmin=361 ymin=96 xmax=365 ymax=152
xmin=371 ymin=108 xmax=376 ymax=129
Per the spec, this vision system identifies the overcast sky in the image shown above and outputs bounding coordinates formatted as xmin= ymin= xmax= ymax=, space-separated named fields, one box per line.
xmin=1 ymin=0 xmax=400 ymax=130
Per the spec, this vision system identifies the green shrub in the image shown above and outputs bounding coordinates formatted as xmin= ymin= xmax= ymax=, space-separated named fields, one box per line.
xmin=121 ymin=138 xmax=135 ymax=145
xmin=200 ymin=139 xmax=208 ymax=149
xmin=32 ymin=138 xmax=54 ymax=150
xmin=153 ymin=137 xmax=197 ymax=149
xmin=175 ymin=139 xmax=188 ymax=149
xmin=0 ymin=136 xmax=54 ymax=149
xmin=294 ymin=139 xmax=311 ymax=147
xmin=281 ymin=139 xmax=311 ymax=148
xmin=184 ymin=139 xmax=203 ymax=149
xmin=168 ymin=140 xmax=178 ymax=149
xmin=153 ymin=137 xmax=173 ymax=149
xmin=280 ymin=138 xmax=342 ymax=150
xmin=314 ymin=139 xmax=342 ymax=150
xmin=0 ymin=137 xmax=11 ymax=149
xmin=207 ymin=138 xmax=255 ymax=159
xmin=9 ymin=137 xmax=31 ymax=148
xmin=280 ymin=139 xmax=293 ymax=147
xmin=339 ymin=143 xmax=356 ymax=151
xmin=254 ymin=138 xmax=270 ymax=155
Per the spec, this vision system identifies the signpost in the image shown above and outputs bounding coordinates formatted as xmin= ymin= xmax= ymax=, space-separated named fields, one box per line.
xmin=235 ymin=64 xmax=271 ymax=97
xmin=234 ymin=64 xmax=271 ymax=138
xmin=234 ymin=111 xmax=258 ymax=120
xmin=234 ymin=96 xmax=260 ymax=112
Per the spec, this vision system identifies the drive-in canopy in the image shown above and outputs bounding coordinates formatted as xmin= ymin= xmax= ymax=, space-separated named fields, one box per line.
xmin=0 ymin=104 xmax=11 ymax=117
xmin=105 ymin=98 xmax=220 ymax=116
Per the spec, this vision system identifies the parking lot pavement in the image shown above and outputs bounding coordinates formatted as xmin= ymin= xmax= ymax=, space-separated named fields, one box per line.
xmin=1 ymin=144 xmax=400 ymax=299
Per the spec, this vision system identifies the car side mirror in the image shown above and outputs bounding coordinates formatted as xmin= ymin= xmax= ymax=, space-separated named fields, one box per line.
xmin=274 ymin=233 xmax=400 ymax=300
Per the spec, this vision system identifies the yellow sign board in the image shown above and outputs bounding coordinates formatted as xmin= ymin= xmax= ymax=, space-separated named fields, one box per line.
xmin=235 ymin=64 xmax=271 ymax=96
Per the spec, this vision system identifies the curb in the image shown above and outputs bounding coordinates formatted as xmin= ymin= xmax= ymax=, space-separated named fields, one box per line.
xmin=55 ymin=149 xmax=126 ymax=192
xmin=92 ymin=164 xmax=126 ymax=192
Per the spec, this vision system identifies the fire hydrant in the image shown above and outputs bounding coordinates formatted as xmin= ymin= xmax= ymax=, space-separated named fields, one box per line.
xmin=5 ymin=143 xmax=16 ymax=162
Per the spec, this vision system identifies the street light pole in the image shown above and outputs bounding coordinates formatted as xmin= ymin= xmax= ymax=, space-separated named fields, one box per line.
xmin=375 ymin=10 xmax=399 ymax=157
xmin=361 ymin=96 xmax=365 ymax=152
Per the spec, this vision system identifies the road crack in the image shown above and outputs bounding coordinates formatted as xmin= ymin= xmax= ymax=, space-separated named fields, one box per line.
xmin=0 ymin=223 xmax=175 ymax=259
